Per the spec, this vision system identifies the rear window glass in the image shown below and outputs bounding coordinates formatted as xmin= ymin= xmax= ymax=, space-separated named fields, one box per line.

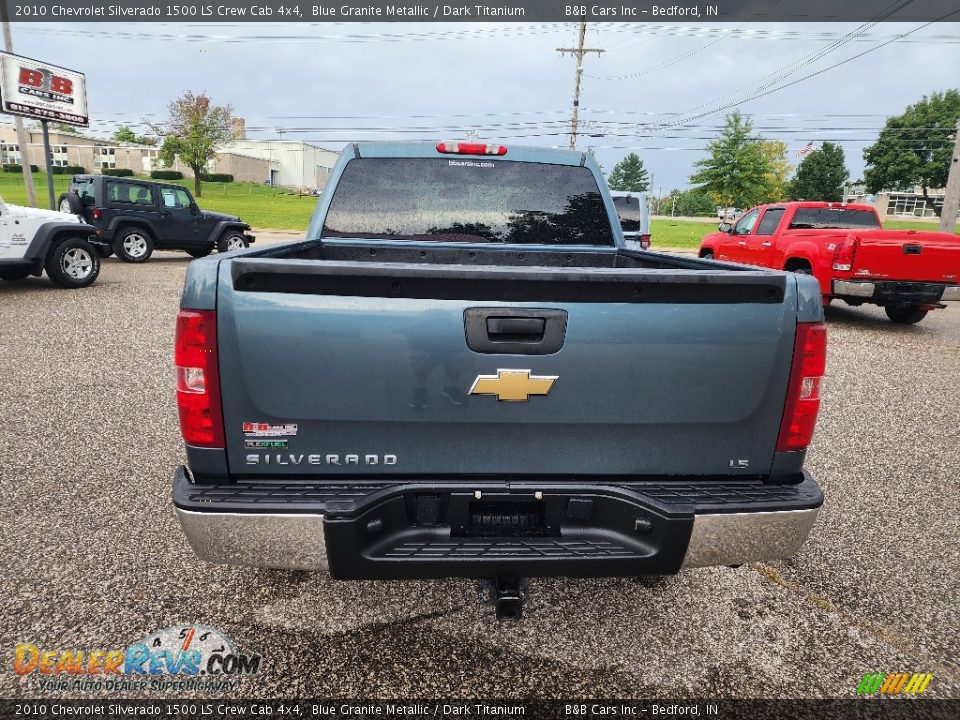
xmin=107 ymin=182 xmax=154 ymax=205
xmin=321 ymin=158 xmax=615 ymax=246
xmin=70 ymin=177 xmax=96 ymax=206
xmin=789 ymin=208 xmax=880 ymax=229
xmin=612 ymin=196 xmax=641 ymax=232
xmin=756 ymin=208 xmax=785 ymax=235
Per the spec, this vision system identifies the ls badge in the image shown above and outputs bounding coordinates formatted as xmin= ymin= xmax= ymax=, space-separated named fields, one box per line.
xmin=469 ymin=369 xmax=558 ymax=402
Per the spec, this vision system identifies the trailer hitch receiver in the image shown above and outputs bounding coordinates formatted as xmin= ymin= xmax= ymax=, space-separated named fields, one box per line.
xmin=478 ymin=577 xmax=528 ymax=620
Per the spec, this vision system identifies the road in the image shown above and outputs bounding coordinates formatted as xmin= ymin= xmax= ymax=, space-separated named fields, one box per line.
xmin=1 ymin=243 xmax=958 ymax=700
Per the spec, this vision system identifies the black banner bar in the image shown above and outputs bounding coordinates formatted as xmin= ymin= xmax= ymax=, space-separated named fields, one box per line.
xmin=2 ymin=699 xmax=959 ymax=720
xmin=1 ymin=0 xmax=959 ymax=23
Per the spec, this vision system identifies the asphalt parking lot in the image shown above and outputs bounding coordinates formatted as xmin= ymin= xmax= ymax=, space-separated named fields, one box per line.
xmin=1 ymin=240 xmax=958 ymax=700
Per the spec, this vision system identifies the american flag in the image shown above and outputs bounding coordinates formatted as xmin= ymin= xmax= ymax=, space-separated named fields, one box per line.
xmin=796 ymin=141 xmax=815 ymax=159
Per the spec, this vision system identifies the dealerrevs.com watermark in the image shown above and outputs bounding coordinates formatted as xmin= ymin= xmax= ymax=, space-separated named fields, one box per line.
xmin=13 ymin=625 xmax=262 ymax=693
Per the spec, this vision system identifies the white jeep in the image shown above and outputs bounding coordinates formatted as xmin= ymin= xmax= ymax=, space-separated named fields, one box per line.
xmin=0 ymin=195 xmax=102 ymax=288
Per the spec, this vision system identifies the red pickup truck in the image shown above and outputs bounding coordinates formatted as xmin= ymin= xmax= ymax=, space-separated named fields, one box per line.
xmin=699 ymin=201 xmax=960 ymax=324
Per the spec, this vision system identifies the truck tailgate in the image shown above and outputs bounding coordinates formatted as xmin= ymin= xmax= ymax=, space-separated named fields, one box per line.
xmin=216 ymin=259 xmax=798 ymax=478
xmin=852 ymin=230 xmax=960 ymax=282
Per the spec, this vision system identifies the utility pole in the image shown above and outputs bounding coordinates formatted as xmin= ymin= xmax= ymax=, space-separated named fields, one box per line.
xmin=940 ymin=119 xmax=960 ymax=233
xmin=557 ymin=20 xmax=603 ymax=150
xmin=1 ymin=11 xmax=37 ymax=207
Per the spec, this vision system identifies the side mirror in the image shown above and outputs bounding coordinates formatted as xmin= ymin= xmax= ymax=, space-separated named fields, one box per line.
xmin=718 ymin=222 xmax=732 ymax=233
xmin=190 ymin=203 xmax=199 ymax=214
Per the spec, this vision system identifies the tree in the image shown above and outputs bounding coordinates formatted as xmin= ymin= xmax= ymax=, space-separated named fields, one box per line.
xmin=608 ymin=153 xmax=650 ymax=192
xmin=662 ymin=188 xmax=715 ymax=216
xmin=111 ymin=125 xmax=156 ymax=146
xmin=689 ymin=112 xmax=771 ymax=208
xmin=760 ymin=140 xmax=792 ymax=202
xmin=152 ymin=91 xmax=234 ymax=197
xmin=863 ymin=89 xmax=960 ymax=217
xmin=788 ymin=142 xmax=849 ymax=201
xmin=35 ymin=121 xmax=85 ymax=136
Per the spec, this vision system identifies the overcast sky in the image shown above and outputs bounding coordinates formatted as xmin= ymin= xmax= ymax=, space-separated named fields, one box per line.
xmin=5 ymin=21 xmax=960 ymax=190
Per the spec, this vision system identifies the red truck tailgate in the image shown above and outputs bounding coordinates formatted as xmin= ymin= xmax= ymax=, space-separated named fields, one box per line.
xmin=851 ymin=230 xmax=960 ymax=283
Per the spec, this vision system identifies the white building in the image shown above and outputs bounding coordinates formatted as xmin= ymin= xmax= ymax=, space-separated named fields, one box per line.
xmin=217 ymin=138 xmax=339 ymax=190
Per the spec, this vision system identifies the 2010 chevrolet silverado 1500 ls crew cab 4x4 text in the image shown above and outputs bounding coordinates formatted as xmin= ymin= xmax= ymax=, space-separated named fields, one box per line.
xmin=172 ymin=141 xmax=826 ymax=618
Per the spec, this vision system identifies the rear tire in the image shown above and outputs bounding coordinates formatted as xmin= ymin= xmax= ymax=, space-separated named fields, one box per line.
xmin=186 ymin=246 xmax=213 ymax=258
xmin=45 ymin=237 xmax=100 ymax=288
xmin=700 ymin=250 xmax=714 ymax=259
xmin=113 ymin=227 xmax=154 ymax=263
xmin=885 ymin=305 xmax=928 ymax=325
xmin=217 ymin=231 xmax=248 ymax=253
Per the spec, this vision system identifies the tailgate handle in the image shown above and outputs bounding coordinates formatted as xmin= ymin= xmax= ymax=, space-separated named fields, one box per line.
xmin=903 ymin=244 xmax=922 ymax=255
xmin=465 ymin=308 xmax=567 ymax=355
xmin=487 ymin=317 xmax=546 ymax=341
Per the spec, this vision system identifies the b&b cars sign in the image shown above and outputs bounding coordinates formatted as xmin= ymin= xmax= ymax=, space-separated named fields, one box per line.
xmin=0 ymin=52 xmax=88 ymax=127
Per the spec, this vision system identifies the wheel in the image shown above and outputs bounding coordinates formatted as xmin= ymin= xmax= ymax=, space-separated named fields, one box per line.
xmin=94 ymin=244 xmax=114 ymax=259
xmin=113 ymin=227 xmax=154 ymax=263
xmin=44 ymin=237 xmax=100 ymax=288
xmin=185 ymin=247 xmax=213 ymax=258
xmin=57 ymin=192 xmax=83 ymax=215
xmin=217 ymin=231 xmax=248 ymax=253
xmin=0 ymin=267 xmax=32 ymax=281
xmin=700 ymin=250 xmax=714 ymax=259
xmin=885 ymin=305 xmax=928 ymax=324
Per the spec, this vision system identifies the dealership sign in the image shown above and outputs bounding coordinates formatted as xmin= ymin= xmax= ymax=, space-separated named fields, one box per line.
xmin=0 ymin=52 xmax=88 ymax=127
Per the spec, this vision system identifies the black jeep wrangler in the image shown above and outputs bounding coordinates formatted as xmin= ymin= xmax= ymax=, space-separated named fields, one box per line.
xmin=59 ymin=175 xmax=255 ymax=263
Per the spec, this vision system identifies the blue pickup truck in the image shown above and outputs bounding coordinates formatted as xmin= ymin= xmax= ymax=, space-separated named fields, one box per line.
xmin=172 ymin=141 xmax=826 ymax=618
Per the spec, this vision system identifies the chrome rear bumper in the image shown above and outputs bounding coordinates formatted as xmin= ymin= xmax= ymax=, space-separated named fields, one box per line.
xmin=175 ymin=505 xmax=820 ymax=573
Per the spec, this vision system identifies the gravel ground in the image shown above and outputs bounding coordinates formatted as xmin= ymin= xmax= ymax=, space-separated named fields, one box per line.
xmin=1 ymin=243 xmax=958 ymax=701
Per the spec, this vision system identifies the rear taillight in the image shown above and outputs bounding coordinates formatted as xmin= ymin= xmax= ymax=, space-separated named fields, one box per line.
xmin=174 ymin=309 xmax=224 ymax=448
xmin=777 ymin=322 xmax=827 ymax=452
xmin=436 ymin=141 xmax=508 ymax=156
xmin=92 ymin=207 xmax=102 ymax=220
xmin=832 ymin=237 xmax=858 ymax=271
xmin=640 ymin=233 xmax=651 ymax=250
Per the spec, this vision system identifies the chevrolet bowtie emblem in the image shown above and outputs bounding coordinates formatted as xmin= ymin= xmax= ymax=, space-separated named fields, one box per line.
xmin=469 ymin=369 xmax=558 ymax=402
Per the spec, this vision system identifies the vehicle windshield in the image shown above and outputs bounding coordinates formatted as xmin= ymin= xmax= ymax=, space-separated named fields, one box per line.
xmin=70 ymin=178 xmax=96 ymax=207
xmin=321 ymin=158 xmax=615 ymax=245
xmin=612 ymin=196 xmax=641 ymax=232
xmin=789 ymin=207 xmax=880 ymax=229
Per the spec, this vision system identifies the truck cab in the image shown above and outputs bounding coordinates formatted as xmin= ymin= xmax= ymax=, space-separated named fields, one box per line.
xmin=609 ymin=190 xmax=651 ymax=250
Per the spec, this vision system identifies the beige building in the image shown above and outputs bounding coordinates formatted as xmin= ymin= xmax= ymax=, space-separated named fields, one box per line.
xmin=0 ymin=121 xmax=291 ymax=186
xmin=844 ymin=182 xmax=951 ymax=221
xmin=0 ymin=124 xmax=160 ymax=174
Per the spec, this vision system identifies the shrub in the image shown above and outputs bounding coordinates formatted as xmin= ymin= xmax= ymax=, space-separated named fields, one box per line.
xmin=100 ymin=168 xmax=134 ymax=177
xmin=150 ymin=170 xmax=184 ymax=180
xmin=2 ymin=164 xmax=40 ymax=173
xmin=52 ymin=165 xmax=87 ymax=175
xmin=199 ymin=173 xmax=233 ymax=183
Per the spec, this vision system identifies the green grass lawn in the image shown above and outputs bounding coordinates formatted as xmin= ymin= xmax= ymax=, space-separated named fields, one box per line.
xmin=650 ymin=217 xmax=719 ymax=250
xmin=0 ymin=172 xmax=316 ymax=231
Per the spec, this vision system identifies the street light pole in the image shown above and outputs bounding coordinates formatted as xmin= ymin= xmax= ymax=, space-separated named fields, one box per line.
xmin=939 ymin=119 xmax=960 ymax=233
xmin=557 ymin=20 xmax=604 ymax=150
xmin=1 ymin=12 xmax=37 ymax=207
